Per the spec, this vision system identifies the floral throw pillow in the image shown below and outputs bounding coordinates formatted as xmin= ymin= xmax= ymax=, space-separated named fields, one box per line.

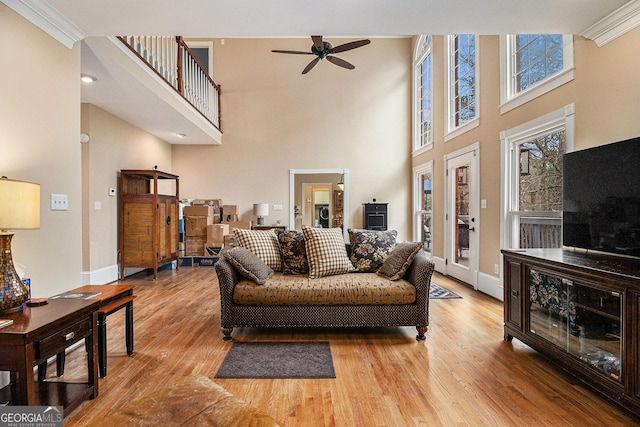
xmin=348 ymin=229 xmax=398 ymax=272
xmin=276 ymin=229 xmax=309 ymax=275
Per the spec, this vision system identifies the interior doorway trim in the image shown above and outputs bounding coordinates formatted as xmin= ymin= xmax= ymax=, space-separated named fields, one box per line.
xmin=289 ymin=168 xmax=350 ymax=240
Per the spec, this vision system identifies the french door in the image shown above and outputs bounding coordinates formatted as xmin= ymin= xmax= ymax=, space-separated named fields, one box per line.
xmin=445 ymin=147 xmax=479 ymax=286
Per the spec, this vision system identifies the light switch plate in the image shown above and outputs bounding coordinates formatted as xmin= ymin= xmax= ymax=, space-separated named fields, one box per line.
xmin=50 ymin=194 xmax=68 ymax=211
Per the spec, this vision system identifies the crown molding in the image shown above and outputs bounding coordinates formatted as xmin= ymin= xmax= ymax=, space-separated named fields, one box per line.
xmin=581 ymin=0 xmax=640 ymax=47
xmin=2 ymin=0 xmax=86 ymax=48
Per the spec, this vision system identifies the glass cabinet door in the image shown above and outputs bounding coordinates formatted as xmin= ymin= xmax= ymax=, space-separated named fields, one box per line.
xmin=529 ymin=269 xmax=622 ymax=382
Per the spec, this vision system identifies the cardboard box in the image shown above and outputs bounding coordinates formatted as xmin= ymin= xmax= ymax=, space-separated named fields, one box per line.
xmin=193 ymin=256 xmax=219 ymax=267
xmin=185 ymin=216 xmax=214 ymax=236
xmin=193 ymin=199 xmax=222 ymax=213
xmin=225 ymin=221 xmax=252 ymax=231
xmin=204 ymin=244 xmax=223 ymax=256
xmin=223 ymin=234 xmax=237 ymax=247
xmin=222 ymin=205 xmax=238 ymax=215
xmin=222 ymin=213 xmax=238 ymax=223
xmin=183 ymin=205 xmax=214 ymax=217
xmin=207 ymin=224 xmax=229 ymax=243
xmin=179 ymin=257 xmax=193 ymax=267
xmin=185 ymin=236 xmax=207 ymax=256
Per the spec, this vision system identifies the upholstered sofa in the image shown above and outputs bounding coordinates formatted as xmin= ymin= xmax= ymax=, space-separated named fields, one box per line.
xmin=215 ymin=226 xmax=435 ymax=341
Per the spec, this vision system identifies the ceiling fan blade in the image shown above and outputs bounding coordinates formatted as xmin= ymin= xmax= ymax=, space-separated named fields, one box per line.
xmin=326 ymin=56 xmax=355 ymax=70
xmin=272 ymin=50 xmax=314 ymax=55
xmin=311 ymin=36 xmax=324 ymax=52
xmin=302 ymin=57 xmax=321 ymax=74
xmin=330 ymin=39 xmax=371 ymax=54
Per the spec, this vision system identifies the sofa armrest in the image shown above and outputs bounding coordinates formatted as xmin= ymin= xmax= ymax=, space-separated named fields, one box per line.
xmin=215 ymin=257 xmax=243 ymax=318
xmin=403 ymin=250 xmax=435 ymax=308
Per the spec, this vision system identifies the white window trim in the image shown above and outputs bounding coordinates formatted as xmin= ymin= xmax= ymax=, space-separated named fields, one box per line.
xmin=499 ymin=35 xmax=574 ymax=114
xmin=413 ymin=161 xmax=434 ymax=244
xmin=445 ymin=35 xmax=480 ymax=140
xmin=499 ymin=104 xmax=575 ymax=251
xmin=413 ymin=36 xmax=433 ymax=154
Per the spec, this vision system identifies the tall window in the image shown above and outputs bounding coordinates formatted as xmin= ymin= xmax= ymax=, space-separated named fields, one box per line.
xmin=413 ymin=162 xmax=433 ymax=255
xmin=501 ymin=105 xmax=575 ymax=250
xmin=501 ymin=35 xmax=574 ymax=113
xmin=414 ymin=35 xmax=433 ymax=152
xmin=447 ymin=35 xmax=477 ymax=135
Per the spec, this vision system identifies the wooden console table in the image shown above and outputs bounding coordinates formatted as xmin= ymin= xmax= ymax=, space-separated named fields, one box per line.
xmin=0 ymin=299 xmax=99 ymax=417
xmin=502 ymin=248 xmax=640 ymax=417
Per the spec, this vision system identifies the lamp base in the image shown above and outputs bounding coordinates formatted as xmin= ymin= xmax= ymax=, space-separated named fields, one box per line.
xmin=257 ymin=217 xmax=265 ymax=226
xmin=0 ymin=232 xmax=29 ymax=314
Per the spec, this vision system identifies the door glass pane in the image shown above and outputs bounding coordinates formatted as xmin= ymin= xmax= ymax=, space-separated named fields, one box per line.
xmin=421 ymin=172 xmax=432 ymax=254
xmin=530 ymin=269 xmax=570 ymax=349
xmin=455 ymin=165 xmax=469 ymax=265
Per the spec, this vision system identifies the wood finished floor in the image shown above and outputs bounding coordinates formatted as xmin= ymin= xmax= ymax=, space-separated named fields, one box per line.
xmin=58 ymin=266 xmax=639 ymax=426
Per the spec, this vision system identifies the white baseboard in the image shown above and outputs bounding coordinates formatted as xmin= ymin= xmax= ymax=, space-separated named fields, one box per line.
xmin=478 ymin=272 xmax=503 ymax=301
xmin=81 ymin=264 xmax=119 ymax=285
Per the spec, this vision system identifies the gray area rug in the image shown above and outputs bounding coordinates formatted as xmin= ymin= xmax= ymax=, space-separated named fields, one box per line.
xmin=430 ymin=282 xmax=462 ymax=299
xmin=215 ymin=341 xmax=336 ymax=379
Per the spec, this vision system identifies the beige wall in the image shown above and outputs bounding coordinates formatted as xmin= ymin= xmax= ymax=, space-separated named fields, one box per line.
xmin=81 ymin=104 xmax=172 ymax=278
xmin=413 ymin=29 xmax=640 ymax=282
xmin=172 ymin=38 xmax=414 ymax=240
xmin=1 ymin=4 xmax=82 ymax=297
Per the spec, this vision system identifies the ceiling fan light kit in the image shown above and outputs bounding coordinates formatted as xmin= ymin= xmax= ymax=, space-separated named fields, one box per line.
xmin=272 ymin=35 xmax=371 ymax=74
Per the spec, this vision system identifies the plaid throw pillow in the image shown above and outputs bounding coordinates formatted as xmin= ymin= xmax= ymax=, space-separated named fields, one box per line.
xmin=302 ymin=226 xmax=354 ymax=279
xmin=233 ymin=228 xmax=282 ymax=272
xmin=377 ymin=241 xmax=423 ymax=281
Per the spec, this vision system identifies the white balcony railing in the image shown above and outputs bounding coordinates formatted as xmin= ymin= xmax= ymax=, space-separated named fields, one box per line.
xmin=118 ymin=36 xmax=221 ymax=131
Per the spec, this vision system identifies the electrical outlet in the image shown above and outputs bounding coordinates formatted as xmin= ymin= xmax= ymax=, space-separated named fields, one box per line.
xmin=50 ymin=194 xmax=68 ymax=211
xmin=494 ymin=264 xmax=500 ymax=275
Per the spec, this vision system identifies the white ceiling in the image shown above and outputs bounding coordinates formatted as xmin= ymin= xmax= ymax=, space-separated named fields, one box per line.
xmin=47 ymin=0 xmax=629 ymax=37
xmin=22 ymin=0 xmax=633 ymax=145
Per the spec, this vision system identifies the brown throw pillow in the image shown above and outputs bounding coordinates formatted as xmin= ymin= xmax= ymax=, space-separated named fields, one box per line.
xmin=377 ymin=242 xmax=423 ymax=281
xmin=223 ymin=246 xmax=274 ymax=285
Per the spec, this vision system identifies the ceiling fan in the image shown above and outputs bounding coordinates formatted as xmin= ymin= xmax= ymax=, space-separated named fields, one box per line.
xmin=272 ymin=36 xmax=371 ymax=74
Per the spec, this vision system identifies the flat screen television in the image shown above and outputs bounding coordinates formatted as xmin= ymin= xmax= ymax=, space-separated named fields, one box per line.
xmin=563 ymin=137 xmax=640 ymax=258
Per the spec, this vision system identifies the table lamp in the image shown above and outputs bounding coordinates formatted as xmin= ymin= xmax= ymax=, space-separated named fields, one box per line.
xmin=253 ymin=203 xmax=269 ymax=226
xmin=0 ymin=177 xmax=40 ymax=314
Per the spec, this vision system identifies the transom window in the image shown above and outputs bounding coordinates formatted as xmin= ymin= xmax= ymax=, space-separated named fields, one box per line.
xmin=501 ymin=35 xmax=574 ymax=113
xmin=447 ymin=35 xmax=477 ymax=134
xmin=414 ymin=35 xmax=433 ymax=152
xmin=514 ymin=35 xmax=563 ymax=94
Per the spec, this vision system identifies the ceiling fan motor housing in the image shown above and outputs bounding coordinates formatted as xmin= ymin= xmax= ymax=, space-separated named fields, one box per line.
xmin=311 ymin=42 xmax=333 ymax=58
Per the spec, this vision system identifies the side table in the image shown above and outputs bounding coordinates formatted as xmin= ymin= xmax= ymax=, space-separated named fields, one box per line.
xmin=0 ymin=299 xmax=99 ymax=417
xmin=42 ymin=284 xmax=135 ymax=378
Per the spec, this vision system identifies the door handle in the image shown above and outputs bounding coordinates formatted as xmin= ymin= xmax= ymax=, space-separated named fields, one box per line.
xmin=469 ymin=227 xmax=475 ymax=232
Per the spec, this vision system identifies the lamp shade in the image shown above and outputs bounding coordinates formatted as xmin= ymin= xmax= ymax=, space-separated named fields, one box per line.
xmin=0 ymin=178 xmax=40 ymax=230
xmin=253 ymin=203 xmax=269 ymax=217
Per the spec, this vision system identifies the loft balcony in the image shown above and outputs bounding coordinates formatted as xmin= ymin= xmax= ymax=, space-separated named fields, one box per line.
xmin=81 ymin=36 xmax=222 ymax=145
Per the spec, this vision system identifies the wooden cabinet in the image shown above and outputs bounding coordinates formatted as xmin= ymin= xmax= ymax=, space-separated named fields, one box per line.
xmin=119 ymin=170 xmax=179 ymax=280
xmin=502 ymin=248 xmax=640 ymax=416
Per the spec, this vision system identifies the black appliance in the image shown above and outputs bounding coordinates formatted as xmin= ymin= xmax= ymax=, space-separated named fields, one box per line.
xmin=363 ymin=203 xmax=388 ymax=230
